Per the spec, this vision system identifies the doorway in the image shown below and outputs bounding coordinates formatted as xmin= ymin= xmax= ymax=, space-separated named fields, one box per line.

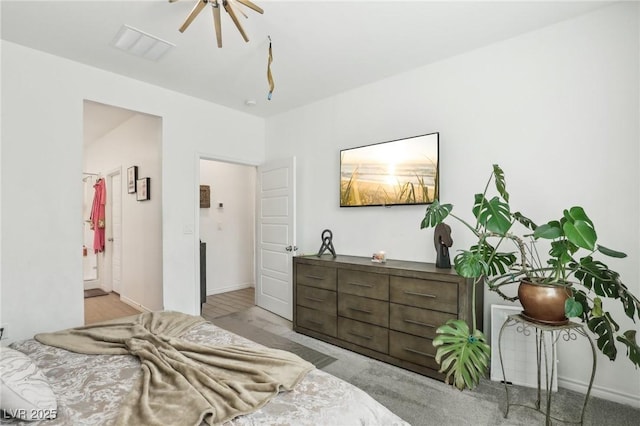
xmin=199 ymin=159 xmax=257 ymax=311
xmin=198 ymin=157 xmax=297 ymax=321
xmin=105 ymin=168 xmax=122 ymax=294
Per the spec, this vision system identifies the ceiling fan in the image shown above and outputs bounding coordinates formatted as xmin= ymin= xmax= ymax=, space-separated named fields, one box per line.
xmin=170 ymin=0 xmax=264 ymax=48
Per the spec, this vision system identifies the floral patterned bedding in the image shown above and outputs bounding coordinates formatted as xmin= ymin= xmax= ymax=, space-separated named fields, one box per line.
xmin=4 ymin=321 xmax=409 ymax=425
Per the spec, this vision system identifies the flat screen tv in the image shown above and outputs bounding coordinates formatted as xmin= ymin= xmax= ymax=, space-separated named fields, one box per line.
xmin=340 ymin=132 xmax=439 ymax=207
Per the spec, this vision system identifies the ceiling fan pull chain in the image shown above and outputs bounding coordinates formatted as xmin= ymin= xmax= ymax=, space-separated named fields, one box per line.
xmin=267 ymin=35 xmax=275 ymax=100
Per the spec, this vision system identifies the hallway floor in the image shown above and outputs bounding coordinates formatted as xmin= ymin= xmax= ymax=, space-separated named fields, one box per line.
xmin=201 ymin=287 xmax=255 ymax=320
xmin=84 ymin=292 xmax=141 ymax=325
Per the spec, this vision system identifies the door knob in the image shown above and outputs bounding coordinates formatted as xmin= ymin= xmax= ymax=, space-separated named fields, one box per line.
xmin=285 ymin=245 xmax=298 ymax=252
xmin=108 ymin=238 xmax=114 ymax=242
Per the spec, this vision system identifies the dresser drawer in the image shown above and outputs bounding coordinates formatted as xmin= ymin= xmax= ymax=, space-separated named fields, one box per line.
xmin=297 ymin=285 xmax=336 ymax=316
xmin=338 ymin=294 xmax=388 ymax=327
xmin=338 ymin=269 xmax=389 ymax=300
xmin=389 ymin=330 xmax=438 ymax=370
xmin=296 ymin=306 xmax=337 ymax=337
xmin=296 ymin=263 xmax=337 ymax=291
xmin=338 ymin=317 xmax=388 ymax=354
xmin=389 ymin=303 xmax=455 ymax=339
xmin=390 ymin=276 xmax=457 ymax=313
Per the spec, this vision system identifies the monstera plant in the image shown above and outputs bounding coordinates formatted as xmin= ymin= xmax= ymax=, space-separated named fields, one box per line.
xmin=421 ymin=164 xmax=640 ymax=390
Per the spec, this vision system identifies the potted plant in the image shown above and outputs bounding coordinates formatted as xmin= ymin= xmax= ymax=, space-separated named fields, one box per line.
xmin=420 ymin=164 xmax=640 ymax=390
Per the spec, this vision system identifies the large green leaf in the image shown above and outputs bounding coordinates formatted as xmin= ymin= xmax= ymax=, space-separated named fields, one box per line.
xmin=565 ymin=297 xmax=583 ymax=317
xmin=563 ymin=207 xmax=597 ymax=250
xmin=616 ymin=330 xmax=640 ymax=368
xmin=575 ymin=257 xmax=640 ymax=322
xmin=492 ymin=164 xmax=509 ymax=202
xmin=465 ymin=243 xmax=516 ymax=276
xmin=619 ymin=289 xmax=640 ymax=321
xmin=533 ymin=221 xmax=562 ymax=240
xmin=597 ymin=244 xmax=627 ymax=259
xmin=433 ymin=319 xmax=490 ymax=390
xmin=574 ymin=257 xmax=620 ymax=297
xmin=421 ymin=199 xmax=452 ymax=229
xmin=472 ymin=194 xmax=512 ymax=234
xmin=563 ymin=220 xmax=597 ymax=251
xmin=588 ymin=313 xmax=619 ymax=361
xmin=549 ymin=240 xmax=578 ymax=266
xmin=572 ymin=289 xmax=591 ymax=322
xmin=563 ymin=206 xmax=594 ymax=227
xmin=453 ymin=250 xmax=487 ymax=278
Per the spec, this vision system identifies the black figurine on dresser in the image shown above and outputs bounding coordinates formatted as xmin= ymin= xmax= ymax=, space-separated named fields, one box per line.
xmin=434 ymin=222 xmax=452 ymax=269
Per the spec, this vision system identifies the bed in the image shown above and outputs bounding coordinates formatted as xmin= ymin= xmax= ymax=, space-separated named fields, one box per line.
xmin=1 ymin=312 xmax=409 ymax=425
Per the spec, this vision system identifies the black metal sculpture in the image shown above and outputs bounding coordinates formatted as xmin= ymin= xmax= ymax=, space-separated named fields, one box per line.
xmin=434 ymin=222 xmax=452 ymax=269
xmin=317 ymin=229 xmax=337 ymax=258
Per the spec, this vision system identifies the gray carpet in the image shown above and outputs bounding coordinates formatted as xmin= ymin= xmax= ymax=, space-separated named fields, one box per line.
xmin=217 ymin=306 xmax=640 ymax=426
xmin=211 ymin=315 xmax=337 ymax=369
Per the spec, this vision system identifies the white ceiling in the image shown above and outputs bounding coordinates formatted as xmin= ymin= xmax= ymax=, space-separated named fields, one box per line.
xmin=2 ymin=0 xmax=613 ymax=118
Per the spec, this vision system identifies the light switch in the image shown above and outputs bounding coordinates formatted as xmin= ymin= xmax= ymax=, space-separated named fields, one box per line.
xmin=183 ymin=225 xmax=194 ymax=235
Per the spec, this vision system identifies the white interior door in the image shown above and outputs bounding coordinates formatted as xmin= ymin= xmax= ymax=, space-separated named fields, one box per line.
xmin=105 ymin=170 xmax=123 ymax=294
xmin=256 ymin=157 xmax=296 ymax=320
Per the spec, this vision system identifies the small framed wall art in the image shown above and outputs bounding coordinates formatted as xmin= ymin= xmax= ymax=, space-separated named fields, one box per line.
xmin=127 ymin=166 xmax=138 ymax=194
xmin=137 ymin=177 xmax=151 ymax=201
xmin=200 ymin=185 xmax=211 ymax=208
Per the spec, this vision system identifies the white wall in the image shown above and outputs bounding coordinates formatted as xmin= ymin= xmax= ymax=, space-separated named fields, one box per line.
xmin=0 ymin=40 xmax=265 ymax=342
xmin=199 ymin=160 xmax=256 ymax=295
xmin=265 ymin=3 xmax=640 ymax=406
xmin=84 ymin=111 xmax=163 ymax=312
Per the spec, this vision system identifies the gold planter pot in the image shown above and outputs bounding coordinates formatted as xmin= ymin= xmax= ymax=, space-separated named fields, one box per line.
xmin=517 ymin=279 xmax=572 ymax=325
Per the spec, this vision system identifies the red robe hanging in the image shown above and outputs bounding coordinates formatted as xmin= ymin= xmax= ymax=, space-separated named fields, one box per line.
xmin=90 ymin=178 xmax=106 ymax=253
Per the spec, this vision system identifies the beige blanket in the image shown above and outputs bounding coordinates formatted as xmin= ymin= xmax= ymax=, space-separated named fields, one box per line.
xmin=35 ymin=311 xmax=314 ymax=426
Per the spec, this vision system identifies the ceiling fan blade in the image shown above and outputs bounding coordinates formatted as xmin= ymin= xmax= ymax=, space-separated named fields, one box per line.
xmin=212 ymin=1 xmax=222 ymax=48
xmin=227 ymin=0 xmax=248 ymax=19
xmin=235 ymin=0 xmax=263 ymax=14
xmin=223 ymin=0 xmax=249 ymax=42
xmin=179 ymin=0 xmax=208 ymax=33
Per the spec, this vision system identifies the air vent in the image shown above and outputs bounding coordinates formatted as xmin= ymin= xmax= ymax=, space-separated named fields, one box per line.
xmin=112 ymin=25 xmax=174 ymax=61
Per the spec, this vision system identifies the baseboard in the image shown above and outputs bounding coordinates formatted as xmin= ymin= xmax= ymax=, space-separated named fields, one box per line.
xmin=83 ymin=280 xmax=101 ymax=291
xmin=208 ymin=283 xmax=254 ymax=296
xmin=120 ymin=295 xmax=152 ymax=313
xmin=558 ymin=376 xmax=640 ymax=409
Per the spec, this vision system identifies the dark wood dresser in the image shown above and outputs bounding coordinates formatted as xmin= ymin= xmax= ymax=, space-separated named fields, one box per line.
xmin=293 ymin=254 xmax=483 ymax=381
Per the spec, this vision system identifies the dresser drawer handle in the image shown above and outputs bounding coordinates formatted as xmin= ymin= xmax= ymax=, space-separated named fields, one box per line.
xmin=305 ymin=274 xmax=325 ymax=280
xmin=348 ymin=331 xmax=372 ymax=340
xmin=404 ymin=319 xmax=435 ymax=328
xmin=404 ymin=290 xmax=436 ymax=298
xmin=304 ymin=296 xmax=325 ymax=303
xmin=404 ymin=347 xmax=435 ymax=358
xmin=348 ymin=281 xmax=373 ymax=288
xmin=349 ymin=307 xmax=372 ymax=314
